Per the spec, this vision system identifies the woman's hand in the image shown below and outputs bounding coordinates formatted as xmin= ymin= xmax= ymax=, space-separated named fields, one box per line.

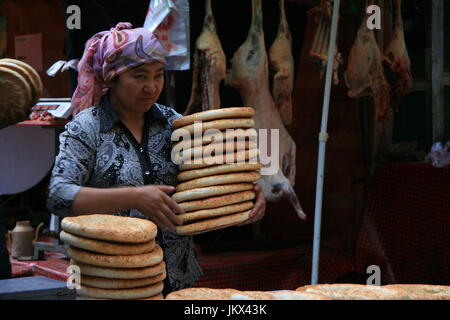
xmin=134 ymin=185 xmax=184 ymax=231
xmin=239 ymin=183 xmax=266 ymax=226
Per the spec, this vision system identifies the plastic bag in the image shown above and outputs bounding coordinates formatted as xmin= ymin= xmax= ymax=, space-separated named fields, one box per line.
xmin=424 ymin=141 xmax=450 ymax=168
xmin=46 ymin=59 xmax=79 ymax=77
xmin=143 ymin=0 xmax=190 ymax=71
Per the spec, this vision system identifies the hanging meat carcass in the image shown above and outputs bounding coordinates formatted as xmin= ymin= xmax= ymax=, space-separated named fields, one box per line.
xmin=307 ymin=0 xmax=342 ymax=85
xmin=184 ymin=0 xmax=226 ymax=115
xmin=268 ymin=0 xmax=295 ymax=126
xmin=344 ymin=1 xmax=391 ymax=121
xmin=225 ymin=0 xmax=306 ymax=219
xmin=383 ymin=0 xmax=412 ymax=111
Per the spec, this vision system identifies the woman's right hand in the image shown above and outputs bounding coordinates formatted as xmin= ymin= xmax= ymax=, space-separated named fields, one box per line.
xmin=134 ymin=185 xmax=184 ymax=231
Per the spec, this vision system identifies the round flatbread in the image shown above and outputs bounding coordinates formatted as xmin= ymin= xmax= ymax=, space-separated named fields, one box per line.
xmin=61 ymin=214 xmax=157 ymax=243
xmin=77 ymin=281 xmax=164 ymax=300
xmin=178 ymin=148 xmax=259 ymax=171
xmin=0 ymin=61 xmax=39 ymax=107
xmin=176 ymin=171 xmax=261 ymax=192
xmin=172 ymin=183 xmax=254 ymax=203
xmin=176 ymin=210 xmax=251 ymax=236
xmin=166 ymin=287 xmax=243 ymax=300
xmin=384 ymin=284 xmax=450 ymax=300
xmin=268 ymin=291 xmax=332 ymax=300
xmin=67 ymin=245 xmax=164 ymax=268
xmin=172 ymin=140 xmax=254 ymax=163
xmin=81 ymin=270 xmax=166 ymax=289
xmin=296 ymin=284 xmax=409 ymax=300
xmin=172 ymin=128 xmax=258 ymax=151
xmin=179 ymin=190 xmax=256 ymax=212
xmin=173 ymin=118 xmax=255 ymax=136
xmin=76 ymin=293 xmax=164 ymax=300
xmin=178 ymin=163 xmax=261 ymax=182
xmin=0 ymin=66 xmax=32 ymax=128
xmin=60 ymin=231 xmax=156 ymax=255
xmin=173 ymin=107 xmax=255 ymax=129
xmin=178 ymin=201 xmax=254 ymax=224
xmin=70 ymin=259 xmax=166 ymax=279
xmin=1 ymin=58 xmax=43 ymax=102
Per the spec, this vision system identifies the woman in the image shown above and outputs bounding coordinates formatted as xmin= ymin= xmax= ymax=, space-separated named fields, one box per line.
xmin=47 ymin=23 xmax=266 ymax=294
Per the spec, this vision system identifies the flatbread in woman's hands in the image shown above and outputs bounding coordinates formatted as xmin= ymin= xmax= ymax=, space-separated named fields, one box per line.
xmin=172 ymin=107 xmax=255 ymax=129
xmin=178 ymin=190 xmax=256 ymax=212
xmin=178 ymin=201 xmax=254 ymax=223
xmin=175 ymin=210 xmax=251 ymax=236
xmin=176 ymin=171 xmax=261 ymax=192
xmin=171 ymin=183 xmax=254 ymax=203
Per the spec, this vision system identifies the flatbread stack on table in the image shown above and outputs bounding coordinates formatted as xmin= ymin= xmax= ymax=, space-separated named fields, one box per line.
xmin=0 ymin=58 xmax=43 ymax=129
xmin=165 ymin=284 xmax=450 ymax=300
xmin=295 ymin=283 xmax=450 ymax=300
xmin=171 ymin=107 xmax=261 ymax=236
xmin=61 ymin=214 xmax=166 ymax=300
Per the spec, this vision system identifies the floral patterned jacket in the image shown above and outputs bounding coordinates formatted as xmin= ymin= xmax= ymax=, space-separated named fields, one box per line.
xmin=47 ymin=95 xmax=203 ymax=292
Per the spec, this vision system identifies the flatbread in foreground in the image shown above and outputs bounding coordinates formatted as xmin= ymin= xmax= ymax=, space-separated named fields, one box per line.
xmin=165 ymin=288 xmax=242 ymax=300
xmin=384 ymin=284 xmax=450 ymax=300
xmin=296 ymin=283 xmax=409 ymax=300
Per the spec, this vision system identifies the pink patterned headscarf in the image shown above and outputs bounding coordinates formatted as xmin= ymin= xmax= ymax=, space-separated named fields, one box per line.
xmin=70 ymin=22 xmax=166 ymax=116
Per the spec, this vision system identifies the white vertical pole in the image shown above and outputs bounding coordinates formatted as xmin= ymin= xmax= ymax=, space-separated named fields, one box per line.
xmin=311 ymin=0 xmax=341 ymax=285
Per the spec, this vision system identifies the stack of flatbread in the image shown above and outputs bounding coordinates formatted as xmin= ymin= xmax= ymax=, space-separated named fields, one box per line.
xmin=171 ymin=107 xmax=261 ymax=236
xmin=0 ymin=58 xmax=43 ymax=129
xmin=61 ymin=214 xmax=166 ymax=300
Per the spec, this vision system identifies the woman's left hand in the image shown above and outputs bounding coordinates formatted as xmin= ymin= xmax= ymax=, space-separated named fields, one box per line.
xmin=238 ymin=183 xmax=266 ymax=226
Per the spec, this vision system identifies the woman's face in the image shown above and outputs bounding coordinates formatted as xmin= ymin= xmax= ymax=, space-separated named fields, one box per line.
xmin=109 ymin=61 xmax=165 ymax=114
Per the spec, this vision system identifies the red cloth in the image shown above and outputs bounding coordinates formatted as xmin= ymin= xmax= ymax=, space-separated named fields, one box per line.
xmin=356 ymin=163 xmax=450 ymax=285
xmin=11 ymin=245 xmax=357 ymax=290
xmin=195 ymin=245 xmax=356 ymax=290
